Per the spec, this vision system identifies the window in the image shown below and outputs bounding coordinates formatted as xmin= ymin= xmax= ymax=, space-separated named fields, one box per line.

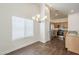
xmin=12 ymin=16 xmax=34 ymax=40
xmin=25 ymin=19 xmax=34 ymax=37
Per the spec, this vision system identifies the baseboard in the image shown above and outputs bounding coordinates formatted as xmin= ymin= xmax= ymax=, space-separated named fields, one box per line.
xmin=39 ymin=39 xmax=50 ymax=43
xmin=1 ymin=40 xmax=39 ymax=55
xmin=1 ymin=39 xmax=50 ymax=55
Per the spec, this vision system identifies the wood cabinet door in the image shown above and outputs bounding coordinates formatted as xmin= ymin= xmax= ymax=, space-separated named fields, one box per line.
xmin=65 ymin=36 xmax=79 ymax=54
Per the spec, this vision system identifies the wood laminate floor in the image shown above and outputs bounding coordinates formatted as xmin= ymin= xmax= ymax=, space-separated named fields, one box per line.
xmin=7 ymin=38 xmax=78 ymax=55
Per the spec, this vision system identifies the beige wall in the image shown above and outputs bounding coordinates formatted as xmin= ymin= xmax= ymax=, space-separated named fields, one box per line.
xmin=40 ymin=4 xmax=50 ymax=43
xmin=45 ymin=6 xmax=50 ymax=42
xmin=0 ymin=3 xmax=40 ymax=54
xmin=68 ymin=13 xmax=79 ymax=31
xmin=0 ymin=3 xmax=51 ymax=54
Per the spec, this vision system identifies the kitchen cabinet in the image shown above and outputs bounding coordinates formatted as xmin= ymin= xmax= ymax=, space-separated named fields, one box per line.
xmin=65 ymin=34 xmax=79 ymax=54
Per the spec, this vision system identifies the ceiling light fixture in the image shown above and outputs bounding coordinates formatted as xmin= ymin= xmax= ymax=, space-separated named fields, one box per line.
xmin=32 ymin=14 xmax=47 ymax=23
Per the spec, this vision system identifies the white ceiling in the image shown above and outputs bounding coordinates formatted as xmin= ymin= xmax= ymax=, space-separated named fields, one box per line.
xmin=49 ymin=3 xmax=79 ymax=14
xmin=32 ymin=3 xmax=79 ymax=19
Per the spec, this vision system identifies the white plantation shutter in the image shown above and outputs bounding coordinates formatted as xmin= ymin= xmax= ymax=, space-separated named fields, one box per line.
xmin=12 ymin=16 xmax=34 ymax=40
